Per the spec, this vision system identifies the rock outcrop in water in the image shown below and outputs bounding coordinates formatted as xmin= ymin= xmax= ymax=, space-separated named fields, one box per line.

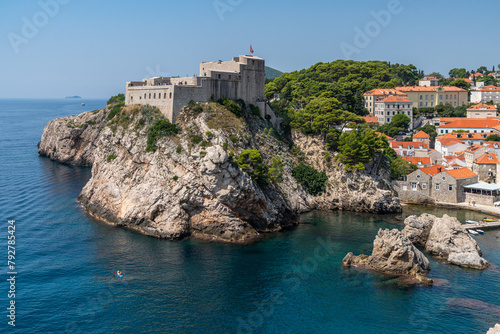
xmin=38 ymin=102 xmax=401 ymax=242
xmin=402 ymin=214 xmax=489 ymax=270
xmin=343 ymin=228 xmax=432 ymax=285
xmin=487 ymin=324 xmax=500 ymax=334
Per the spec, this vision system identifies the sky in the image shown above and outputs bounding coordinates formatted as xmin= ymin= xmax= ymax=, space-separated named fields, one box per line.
xmin=1 ymin=0 xmax=499 ymax=99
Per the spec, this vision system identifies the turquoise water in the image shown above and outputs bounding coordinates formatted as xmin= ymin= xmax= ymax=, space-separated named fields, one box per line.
xmin=0 ymin=99 xmax=499 ymax=333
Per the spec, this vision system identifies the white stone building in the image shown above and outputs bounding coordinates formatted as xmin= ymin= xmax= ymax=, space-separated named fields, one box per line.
xmin=470 ymin=85 xmax=500 ymax=104
xmin=374 ymin=96 xmax=413 ymax=128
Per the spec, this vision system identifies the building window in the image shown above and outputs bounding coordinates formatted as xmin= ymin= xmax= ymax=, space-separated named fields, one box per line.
xmin=435 ymin=183 xmax=440 ymax=190
xmin=431 ymin=102 xmax=434 ymax=107
xmin=440 ymin=95 xmax=443 ymax=100
xmin=422 ymin=182 xmax=427 ymax=189
xmin=164 ymin=93 xmax=166 ymax=99
xmin=411 ymin=183 xmax=417 ymax=191
xmin=149 ymin=93 xmax=151 ymax=99
xmin=417 ymin=174 xmax=421 ymax=179
xmin=426 ymin=95 xmax=428 ymax=100
xmin=420 ymin=102 xmax=423 ymax=107
xmin=218 ymin=74 xmax=221 ymax=79
xmin=420 ymin=95 xmax=423 ymax=100
xmin=402 ymin=185 xmax=407 ymax=191
xmin=154 ymin=93 xmax=156 ymax=99
xmin=131 ymin=96 xmax=133 ymax=101
xmin=228 ymin=75 xmax=231 ymax=80
xmin=169 ymin=92 xmax=172 ymax=99
xmin=448 ymin=184 xmax=453 ymax=191
xmin=144 ymin=93 xmax=146 ymax=99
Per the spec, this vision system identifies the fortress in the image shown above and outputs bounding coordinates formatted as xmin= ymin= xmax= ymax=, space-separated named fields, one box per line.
xmin=125 ymin=55 xmax=274 ymax=123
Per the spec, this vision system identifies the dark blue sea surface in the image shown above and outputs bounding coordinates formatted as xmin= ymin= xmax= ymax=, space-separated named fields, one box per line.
xmin=0 ymin=99 xmax=499 ymax=334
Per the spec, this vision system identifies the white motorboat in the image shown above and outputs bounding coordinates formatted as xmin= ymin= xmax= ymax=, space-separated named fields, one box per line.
xmin=465 ymin=219 xmax=478 ymax=224
xmin=476 ymin=229 xmax=484 ymax=234
xmin=469 ymin=230 xmax=479 ymax=235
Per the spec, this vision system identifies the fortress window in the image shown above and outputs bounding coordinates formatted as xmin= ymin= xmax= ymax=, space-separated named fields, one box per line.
xmin=169 ymin=92 xmax=172 ymax=99
xmin=218 ymin=74 xmax=221 ymax=79
xmin=154 ymin=93 xmax=156 ymax=99
xmin=144 ymin=93 xmax=146 ymax=99
xmin=229 ymin=75 xmax=231 ymax=80
xmin=139 ymin=96 xmax=142 ymax=100
xmin=185 ymin=81 xmax=187 ymax=85
xmin=131 ymin=96 xmax=133 ymax=101
xmin=164 ymin=93 xmax=166 ymax=99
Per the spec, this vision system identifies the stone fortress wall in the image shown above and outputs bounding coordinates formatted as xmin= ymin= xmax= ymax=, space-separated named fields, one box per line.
xmin=125 ymin=55 xmax=274 ymax=124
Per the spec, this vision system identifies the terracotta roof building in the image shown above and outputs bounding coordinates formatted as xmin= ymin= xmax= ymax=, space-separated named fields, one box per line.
xmin=395 ymin=85 xmax=468 ymax=109
xmin=471 ymin=85 xmax=500 ymax=104
xmin=363 ymin=89 xmax=407 ymax=115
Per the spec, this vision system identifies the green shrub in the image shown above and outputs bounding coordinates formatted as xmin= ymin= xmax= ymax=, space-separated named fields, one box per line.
xmin=222 ymin=142 xmax=229 ymax=151
xmin=191 ymin=135 xmax=203 ymax=145
xmin=173 ymin=175 xmax=178 ymax=181
xmin=237 ymin=149 xmax=269 ymax=186
xmin=249 ymin=104 xmax=261 ymax=117
xmin=107 ymin=93 xmax=125 ymax=105
xmin=268 ymin=156 xmax=284 ymax=184
xmin=107 ymin=102 xmax=124 ymax=120
xmin=229 ymin=135 xmax=238 ymax=143
xmin=146 ymin=119 xmax=181 ymax=152
xmin=201 ymin=140 xmax=210 ymax=148
xmin=324 ymin=152 xmax=331 ymax=161
xmin=217 ymin=98 xmax=244 ymax=117
xmin=176 ymin=146 xmax=182 ymax=154
xmin=86 ymin=120 xmax=96 ymax=126
xmin=292 ymin=164 xmax=328 ymax=196
xmin=205 ymin=131 xmax=212 ymax=138
xmin=106 ymin=154 xmax=117 ymax=162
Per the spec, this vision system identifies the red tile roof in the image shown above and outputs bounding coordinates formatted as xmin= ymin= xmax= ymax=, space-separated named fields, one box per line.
xmin=419 ymin=165 xmax=445 ymax=176
xmin=467 ymin=103 xmax=497 ymax=110
xmin=420 ymin=76 xmax=440 ymax=81
xmin=439 ymin=138 xmax=465 ymax=147
xmin=377 ymin=96 xmax=413 ymax=103
xmin=402 ymin=157 xmax=431 ymax=165
xmin=465 ymin=144 xmax=485 ymax=153
xmin=478 ymin=85 xmax=500 ymax=92
xmin=438 ymin=119 xmax=500 ymax=128
xmin=474 ymin=153 xmax=499 ymax=165
xmin=390 ymin=141 xmax=429 ymax=149
xmin=470 ymin=73 xmax=484 ymax=77
xmin=395 ymin=86 xmax=467 ymax=92
xmin=463 ymin=78 xmax=474 ymax=83
xmin=414 ymin=130 xmax=430 ymax=138
xmin=375 ymin=132 xmax=393 ymax=140
xmin=362 ymin=116 xmax=379 ymax=123
xmin=363 ymin=89 xmax=406 ymax=96
xmin=444 ymin=168 xmax=477 ymax=179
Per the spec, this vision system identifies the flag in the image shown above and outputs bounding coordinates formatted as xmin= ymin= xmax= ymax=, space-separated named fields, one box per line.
xmin=250 ymin=44 xmax=254 ymax=54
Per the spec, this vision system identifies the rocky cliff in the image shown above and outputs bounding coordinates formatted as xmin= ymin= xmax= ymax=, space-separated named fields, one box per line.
xmin=38 ymin=102 xmax=401 ymax=242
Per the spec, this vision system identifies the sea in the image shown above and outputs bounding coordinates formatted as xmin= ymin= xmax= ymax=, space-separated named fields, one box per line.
xmin=0 ymin=99 xmax=499 ymax=334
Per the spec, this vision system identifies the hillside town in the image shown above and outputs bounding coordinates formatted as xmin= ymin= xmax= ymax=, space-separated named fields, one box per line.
xmin=362 ymin=72 xmax=500 ymax=207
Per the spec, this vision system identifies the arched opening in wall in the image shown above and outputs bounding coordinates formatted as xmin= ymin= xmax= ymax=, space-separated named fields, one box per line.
xmin=131 ymin=96 xmax=133 ymax=101
xmin=164 ymin=93 xmax=166 ymax=99
xmin=144 ymin=93 xmax=146 ymax=99
xmin=149 ymin=93 xmax=151 ymax=99
xmin=154 ymin=93 xmax=156 ymax=99
xmin=169 ymin=92 xmax=172 ymax=99
xmin=139 ymin=96 xmax=142 ymax=100
xmin=185 ymin=81 xmax=187 ymax=85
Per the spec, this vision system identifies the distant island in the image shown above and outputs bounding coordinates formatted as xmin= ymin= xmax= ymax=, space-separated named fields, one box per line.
xmin=65 ymin=96 xmax=82 ymax=99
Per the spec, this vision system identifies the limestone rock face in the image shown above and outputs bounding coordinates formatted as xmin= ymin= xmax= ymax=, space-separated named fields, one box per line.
xmin=487 ymin=324 xmax=500 ymax=334
xmin=401 ymin=214 xmax=436 ymax=247
xmin=369 ymin=229 xmax=430 ymax=276
xmin=448 ymin=252 xmax=490 ymax=270
xmin=38 ymin=103 xmax=402 ymax=242
xmin=425 ymin=214 xmax=489 ymax=269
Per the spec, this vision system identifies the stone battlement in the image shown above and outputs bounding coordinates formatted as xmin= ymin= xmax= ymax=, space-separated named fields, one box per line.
xmin=125 ymin=55 xmax=266 ymax=123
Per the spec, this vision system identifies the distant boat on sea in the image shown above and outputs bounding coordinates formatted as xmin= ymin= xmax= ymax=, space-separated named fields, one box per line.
xmin=65 ymin=96 xmax=82 ymax=99
xmin=81 ymin=103 xmax=85 ymax=106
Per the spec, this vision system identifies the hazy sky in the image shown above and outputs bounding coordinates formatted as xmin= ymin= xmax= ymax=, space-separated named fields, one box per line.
xmin=1 ymin=0 xmax=499 ymax=98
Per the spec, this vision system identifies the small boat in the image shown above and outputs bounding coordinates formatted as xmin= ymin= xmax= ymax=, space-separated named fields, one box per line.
xmin=476 ymin=229 xmax=484 ymax=234
xmin=465 ymin=219 xmax=478 ymax=224
xmin=81 ymin=103 xmax=85 ymax=106
xmin=469 ymin=230 xmax=479 ymax=235
xmin=482 ymin=218 xmax=498 ymax=222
